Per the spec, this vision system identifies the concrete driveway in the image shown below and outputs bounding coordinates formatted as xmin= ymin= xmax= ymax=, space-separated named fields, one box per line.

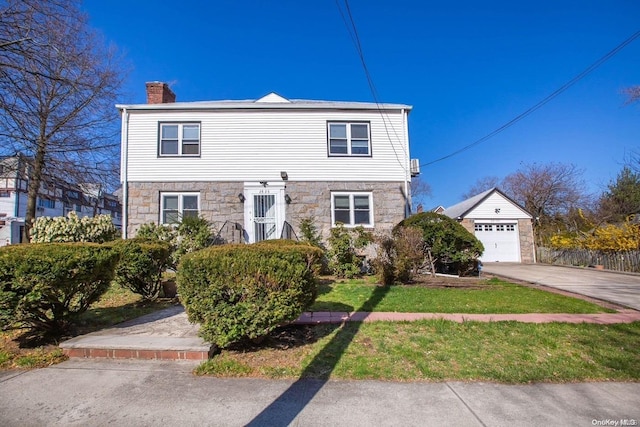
xmin=482 ymin=263 xmax=640 ymax=311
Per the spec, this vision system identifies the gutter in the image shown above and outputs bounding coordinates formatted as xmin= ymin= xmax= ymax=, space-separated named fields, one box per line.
xmin=402 ymin=108 xmax=411 ymax=217
xmin=120 ymin=108 xmax=129 ymax=239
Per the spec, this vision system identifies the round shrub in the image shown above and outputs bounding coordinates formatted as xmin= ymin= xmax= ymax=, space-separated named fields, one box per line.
xmin=397 ymin=212 xmax=484 ymax=276
xmin=109 ymin=239 xmax=172 ymax=301
xmin=0 ymin=243 xmax=119 ymax=337
xmin=177 ymin=243 xmax=322 ymax=348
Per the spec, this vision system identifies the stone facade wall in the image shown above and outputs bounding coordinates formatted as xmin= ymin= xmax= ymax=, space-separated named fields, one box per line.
xmin=518 ymin=218 xmax=536 ymax=263
xmin=284 ymin=181 xmax=407 ymax=242
xmin=126 ymin=181 xmax=244 ymax=237
xmin=126 ymin=181 xmax=408 ymax=242
xmin=459 ymin=218 xmax=474 ymax=234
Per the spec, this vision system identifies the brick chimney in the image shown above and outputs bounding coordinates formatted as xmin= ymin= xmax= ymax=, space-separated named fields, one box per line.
xmin=145 ymin=82 xmax=176 ymax=104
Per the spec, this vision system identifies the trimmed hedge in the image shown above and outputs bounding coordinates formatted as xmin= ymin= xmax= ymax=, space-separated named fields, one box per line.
xmin=109 ymin=239 xmax=172 ymax=301
xmin=0 ymin=243 xmax=118 ymax=337
xmin=177 ymin=242 xmax=322 ymax=348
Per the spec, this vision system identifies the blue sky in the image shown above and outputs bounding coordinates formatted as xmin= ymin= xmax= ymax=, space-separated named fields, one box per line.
xmin=84 ymin=0 xmax=640 ymax=208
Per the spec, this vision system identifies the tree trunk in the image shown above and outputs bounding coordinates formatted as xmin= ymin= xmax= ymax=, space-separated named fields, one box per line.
xmin=23 ymin=141 xmax=46 ymax=242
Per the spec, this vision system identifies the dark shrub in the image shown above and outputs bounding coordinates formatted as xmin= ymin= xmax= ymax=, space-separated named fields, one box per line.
xmin=109 ymin=239 xmax=172 ymax=301
xmin=177 ymin=242 xmax=322 ymax=348
xmin=373 ymin=227 xmax=426 ymax=285
xmin=0 ymin=243 xmax=118 ymax=337
xmin=397 ymin=212 xmax=484 ymax=276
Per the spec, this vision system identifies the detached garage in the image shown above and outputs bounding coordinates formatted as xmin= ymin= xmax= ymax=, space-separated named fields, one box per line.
xmin=442 ymin=188 xmax=535 ymax=263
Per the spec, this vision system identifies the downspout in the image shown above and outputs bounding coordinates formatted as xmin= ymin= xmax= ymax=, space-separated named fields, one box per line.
xmin=14 ymin=156 xmax=20 ymax=217
xmin=121 ymin=108 xmax=129 ymax=239
xmin=402 ymin=108 xmax=411 ymax=217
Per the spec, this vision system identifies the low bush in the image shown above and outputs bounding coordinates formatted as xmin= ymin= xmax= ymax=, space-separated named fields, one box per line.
xmin=373 ymin=226 xmax=426 ymax=285
xmin=177 ymin=242 xmax=322 ymax=348
xmin=327 ymin=224 xmax=373 ymax=278
xmin=136 ymin=222 xmax=179 ymax=268
xmin=397 ymin=212 xmax=483 ymax=276
xmin=0 ymin=243 xmax=118 ymax=338
xmin=109 ymin=239 xmax=172 ymax=301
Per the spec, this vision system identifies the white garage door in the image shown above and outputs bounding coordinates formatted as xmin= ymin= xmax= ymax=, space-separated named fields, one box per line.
xmin=474 ymin=223 xmax=520 ymax=262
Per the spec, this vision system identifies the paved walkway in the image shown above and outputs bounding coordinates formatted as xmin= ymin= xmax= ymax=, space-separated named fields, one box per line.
xmin=295 ymin=309 xmax=640 ymax=324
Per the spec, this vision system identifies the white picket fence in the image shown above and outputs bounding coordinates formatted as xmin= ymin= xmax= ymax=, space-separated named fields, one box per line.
xmin=537 ymin=247 xmax=640 ymax=273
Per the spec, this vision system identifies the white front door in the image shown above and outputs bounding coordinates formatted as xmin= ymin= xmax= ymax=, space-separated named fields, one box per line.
xmin=244 ymin=184 xmax=285 ymax=243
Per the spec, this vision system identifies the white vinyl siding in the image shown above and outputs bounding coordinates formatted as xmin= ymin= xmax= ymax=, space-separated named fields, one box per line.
xmin=125 ymin=110 xmax=409 ymax=182
xmin=466 ymin=192 xmax=532 ymax=219
xmin=331 ymin=192 xmax=373 ymax=227
xmin=161 ymin=192 xmax=199 ymax=224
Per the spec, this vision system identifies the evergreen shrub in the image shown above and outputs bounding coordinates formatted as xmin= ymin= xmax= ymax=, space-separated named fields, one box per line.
xmin=0 ymin=243 xmax=118 ymax=337
xmin=177 ymin=242 xmax=322 ymax=348
xmin=109 ymin=239 xmax=172 ymax=301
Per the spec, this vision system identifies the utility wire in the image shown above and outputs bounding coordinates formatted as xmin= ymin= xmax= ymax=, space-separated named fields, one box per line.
xmin=421 ymin=29 xmax=640 ymax=168
xmin=336 ymin=0 xmax=408 ymax=170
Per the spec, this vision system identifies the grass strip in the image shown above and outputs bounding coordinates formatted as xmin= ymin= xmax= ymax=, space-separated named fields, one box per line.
xmin=310 ymin=278 xmax=614 ymax=314
xmin=196 ymin=320 xmax=640 ymax=383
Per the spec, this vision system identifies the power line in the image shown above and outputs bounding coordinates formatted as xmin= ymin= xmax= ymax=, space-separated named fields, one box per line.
xmin=335 ymin=0 xmax=408 ymax=170
xmin=421 ymin=29 xmax=640 ymax=168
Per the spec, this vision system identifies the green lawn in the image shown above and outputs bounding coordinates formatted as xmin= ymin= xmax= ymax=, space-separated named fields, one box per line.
xmin=310 ymin=278 xmax=614 ymax=314
xmin=196 ymin=320 xmax=640 ymax=383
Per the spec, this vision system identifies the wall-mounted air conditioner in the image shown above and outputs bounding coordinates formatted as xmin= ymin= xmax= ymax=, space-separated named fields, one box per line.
xmin=410 ymin=159 xmax=420 ymax=177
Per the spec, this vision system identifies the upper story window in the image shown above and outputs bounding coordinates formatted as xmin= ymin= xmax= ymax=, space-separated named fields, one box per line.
xmin=328 ymin=122 xmax=371 ymax=156
xmin=66 ymin=190 xmax=79 ymax=199
xmin=331 ymin=192 xmax=373 ymax=227
xmin=161 ymin=192 xmax=199 ymax=224
xmin=37 ymin=197 xmax=55 ymax=208
xmin=159 ymin=123 xmax=200 ymax=156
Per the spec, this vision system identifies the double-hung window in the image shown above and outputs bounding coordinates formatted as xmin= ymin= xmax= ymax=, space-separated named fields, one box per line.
xmin=331 ymin=192 xmax=373 ymax=227
xmin=159 ymin=123 xmax=200 ymax=156
xmin=161 ymin=192 xmax=199 ymax=224
xmin=328 ymin=122 xmax=371 ymax=156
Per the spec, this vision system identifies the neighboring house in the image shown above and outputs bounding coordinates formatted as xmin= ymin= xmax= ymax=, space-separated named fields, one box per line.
xmin=118 ymin=82 xmax=419 ymax=243
xmin=0 ymin=156 xmax=122 ymax=246
xmin=442 ymin=188 xmax=535 ymax=263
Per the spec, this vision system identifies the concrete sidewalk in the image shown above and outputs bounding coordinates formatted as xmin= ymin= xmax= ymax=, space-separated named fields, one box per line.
xmin=1 ymin=359 xmax=638 ymax=426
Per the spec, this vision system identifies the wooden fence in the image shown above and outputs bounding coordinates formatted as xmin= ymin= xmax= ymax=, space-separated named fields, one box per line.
xmin=536 ymin=247 xmax=640 ymax=273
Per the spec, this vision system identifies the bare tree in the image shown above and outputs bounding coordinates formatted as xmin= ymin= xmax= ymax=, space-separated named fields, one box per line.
xmin=0 ymin=0 xmax=124 ymax=240
xmin=623 ymin=86 xmax=640 ymax=104
xmin=461 ymin=176 xmax=501 ymax=200
xmin=502 ymin=162 xmax=586 ymax=244
xmin=410 ymin=177 xmax=432 ymax=212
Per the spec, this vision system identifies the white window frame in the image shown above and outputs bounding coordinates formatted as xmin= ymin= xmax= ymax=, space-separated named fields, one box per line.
xmin=160 ymin=192 xmax=200 ymax=225
xmin=331 ymin=192 xmax=374 ymax=227
xmin=327 ymin=122 xmax=371 ymax=157
xmin=159 ymin=122 xmax=201 ymax=157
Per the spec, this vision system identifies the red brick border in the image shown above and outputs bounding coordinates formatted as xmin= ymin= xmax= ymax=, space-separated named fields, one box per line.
xmin=63 ymin=348 xmax=209 ymax=360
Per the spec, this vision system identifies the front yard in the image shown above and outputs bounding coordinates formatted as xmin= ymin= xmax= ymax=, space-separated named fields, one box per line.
xmin=0 ymin=284 xmax=173 ymax=369
xmin=196 ymin=320 xmax=640 ymax=383
xmin=311 ymin=277 xmax=615 ymax=314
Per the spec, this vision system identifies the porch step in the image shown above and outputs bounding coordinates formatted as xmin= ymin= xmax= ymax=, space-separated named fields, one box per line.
xmin=60 ymin=335 xmax=214 ymax=361
xmin=60 ymin=305 xmax=214 ymax=361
